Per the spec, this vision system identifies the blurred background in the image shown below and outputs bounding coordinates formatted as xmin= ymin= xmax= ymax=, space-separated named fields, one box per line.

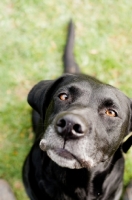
xmin=0 ymin=0 xmax=132 ymax=199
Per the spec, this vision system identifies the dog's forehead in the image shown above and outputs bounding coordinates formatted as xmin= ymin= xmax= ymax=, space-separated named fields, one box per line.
xmin=56 ymin=74 xmax=120 ymax=97
xmin=55 ymin=74 xmax=102 ymax=92
xmin=55 ymin=74 xmax=130 ymax=110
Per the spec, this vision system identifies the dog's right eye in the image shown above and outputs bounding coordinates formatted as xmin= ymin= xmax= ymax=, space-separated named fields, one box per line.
xmin=105 ymin=109 xmax=117 ymax=117
xmin=58 ymin=93 xmax=68 ymax=101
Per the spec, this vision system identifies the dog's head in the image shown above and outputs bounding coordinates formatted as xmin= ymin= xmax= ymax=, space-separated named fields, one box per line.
xmin=28 ymin=74 xmax=132 ymax=169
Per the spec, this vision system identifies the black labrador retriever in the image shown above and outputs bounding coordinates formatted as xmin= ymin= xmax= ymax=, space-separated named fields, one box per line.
xmin=23 ymin=21 xmax=132 ymax=200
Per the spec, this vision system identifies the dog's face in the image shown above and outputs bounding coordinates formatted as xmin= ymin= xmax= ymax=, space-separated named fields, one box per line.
xmin=28 ymin=74 xmax=132 ymax=170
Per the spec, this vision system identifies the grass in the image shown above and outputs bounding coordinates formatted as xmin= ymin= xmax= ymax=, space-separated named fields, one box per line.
xmin=0 ymin=0 xmax=132 ymax=199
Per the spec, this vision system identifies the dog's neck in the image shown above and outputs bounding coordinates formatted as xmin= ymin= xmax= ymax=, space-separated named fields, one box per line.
xmin=41 ymin=154 xmax=90 ymax=199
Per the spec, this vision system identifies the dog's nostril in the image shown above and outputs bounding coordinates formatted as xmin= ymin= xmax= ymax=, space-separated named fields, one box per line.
xmin=56 ymin=114 xmax=86 ymax=139
xmin=57 ymin=119 xmax=66 ymax=128
xmin=73 ymin=124 xmax=83 ymax=134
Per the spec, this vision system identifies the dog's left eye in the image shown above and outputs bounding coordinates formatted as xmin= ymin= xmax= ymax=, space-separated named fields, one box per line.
xmin=58 ymin=93 xmax=68 ymax=101
xmin=105 ymin=109 xmax=117 ymax=117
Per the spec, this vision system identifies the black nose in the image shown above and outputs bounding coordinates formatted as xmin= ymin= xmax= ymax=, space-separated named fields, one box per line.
xmin=56 ymin=114 xmax=86 ymax=139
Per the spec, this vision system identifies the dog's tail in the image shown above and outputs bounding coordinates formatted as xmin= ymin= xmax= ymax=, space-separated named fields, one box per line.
xmin=63 ymin=20 xmax=80 ymax=74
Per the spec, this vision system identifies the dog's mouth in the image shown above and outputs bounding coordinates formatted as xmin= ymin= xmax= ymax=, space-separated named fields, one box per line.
xmin=53 ymin=148 xmax=76 ymax=160
xmin=40 ymin=139 xmax=94 ymax=169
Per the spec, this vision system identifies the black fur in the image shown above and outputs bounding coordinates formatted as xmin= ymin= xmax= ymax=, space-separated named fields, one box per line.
xmin=23 ymin=21 xmax=132 ymax=200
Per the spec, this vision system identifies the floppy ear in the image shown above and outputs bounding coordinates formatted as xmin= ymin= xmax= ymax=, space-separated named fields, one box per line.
xmin=122 ymin=100 xmax=132 ymax=153
xmin=27 ymin=80 xmax=54 ymax=119
xmin=122 ymin=134 xmax=132 ymax=153
xmin=27 ymin=76 xmax=67 ymax=120
xmin=129 ymin=101 xmax=132 ymax=132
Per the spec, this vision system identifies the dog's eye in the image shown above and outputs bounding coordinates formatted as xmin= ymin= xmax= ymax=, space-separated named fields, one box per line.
xmin=59 ymin=93 xmax=68 ymax=101
xmin=105 ymin=109 xmax=117 ymax=117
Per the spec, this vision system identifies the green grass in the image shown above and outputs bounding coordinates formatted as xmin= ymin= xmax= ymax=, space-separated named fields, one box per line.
xmin=0 ymin=0 xmax=132 ymax=199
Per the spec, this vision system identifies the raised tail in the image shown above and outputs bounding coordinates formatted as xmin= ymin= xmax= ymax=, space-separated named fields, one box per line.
xmin=63 ymin=20 xmax=80 ymax=74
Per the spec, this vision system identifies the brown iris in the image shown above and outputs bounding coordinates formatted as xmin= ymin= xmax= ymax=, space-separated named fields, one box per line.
xmin=105 ymin=109 xmax=117 ymax=117
xmin=59 ymin=93 xmax=68 ymax=101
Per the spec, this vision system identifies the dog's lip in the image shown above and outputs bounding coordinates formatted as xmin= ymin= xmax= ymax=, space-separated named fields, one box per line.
xmin=48 ymin=147 xmax=94 ymax=169
xmin=53 ymin=148 xmax=76 ymax=160
xmin=39 ymin=139 xmax=74 ymax=158
xmin=39 ymin=139 xmax=76 ymax=160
